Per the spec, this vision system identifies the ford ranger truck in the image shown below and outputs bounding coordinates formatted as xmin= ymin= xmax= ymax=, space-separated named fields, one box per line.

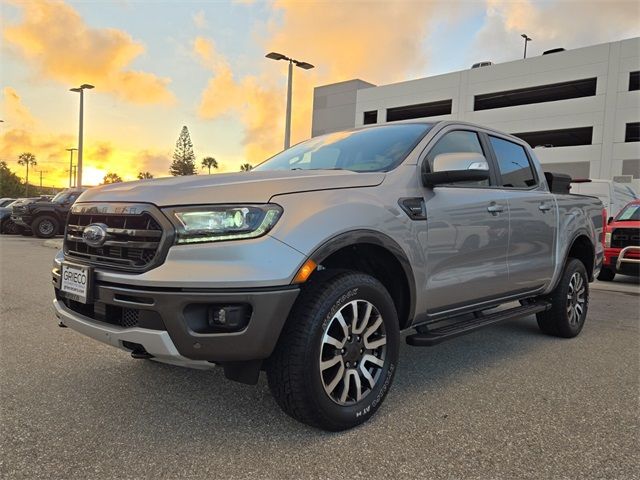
xmin=52 ymin=121 xmax=603 ymax=431
xmin=598 ymin=199 xmax=640 ymax=281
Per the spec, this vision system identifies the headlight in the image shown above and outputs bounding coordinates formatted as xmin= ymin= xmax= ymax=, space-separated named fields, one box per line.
xmin=604 ymin=232 xmax=611 ymax=248
xmin=164 ymin=204 xmax=282 ymax=244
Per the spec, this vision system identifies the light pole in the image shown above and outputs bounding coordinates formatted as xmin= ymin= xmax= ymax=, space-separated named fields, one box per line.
xmin=521 ymin=34 xmax=532 ymax=59
xmin=72 ymin=165 xmax=77 ymax=188
xmin=66 ymin=148 xmax=77 ymax=188
xmin=70 ymin=84 xmax=94 ymax=187
xmin=265 ymin=52 xmax=314 ymax=149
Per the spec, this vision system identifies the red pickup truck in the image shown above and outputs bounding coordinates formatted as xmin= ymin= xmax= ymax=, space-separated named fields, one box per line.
xmin=599 ymin=200 xmax=640 ymax=281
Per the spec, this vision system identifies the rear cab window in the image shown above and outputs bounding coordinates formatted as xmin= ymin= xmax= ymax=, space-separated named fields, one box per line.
xmin=489 ymin=136 xmax=538 ymax=188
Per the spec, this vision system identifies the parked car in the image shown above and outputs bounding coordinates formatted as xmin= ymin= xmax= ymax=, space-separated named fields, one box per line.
xmin=570 ymin=179 xmax=637 ymax=220
xmin=1 ymin=198 xmax=48 ymax=234
xmin=52 ymin=121 xmax=603 ymax=430
xmin=12 ymin=188 xmax=85 ymax=238
xmin=0 ymin=198 xmax=16 ymax=207
xmin=598 ymin=200 xmax=640 ymax=281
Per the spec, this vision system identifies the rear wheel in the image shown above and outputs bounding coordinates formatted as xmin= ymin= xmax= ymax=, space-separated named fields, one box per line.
xmin=536 ymin=258 xmax=589 ymax=338
xmin=267 ymin=270 xmax=400 ymax=431
xmin=597 ymin=267 xmax=615 ymax=282
xmin=32 ymin=215 xmax=59 ymax=238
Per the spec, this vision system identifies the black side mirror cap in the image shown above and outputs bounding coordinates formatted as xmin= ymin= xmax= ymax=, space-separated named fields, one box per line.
xmin=607 ymin=216 xmax=614 ymax=225
xmin=422 ymin=169 xmax=490 ymax=188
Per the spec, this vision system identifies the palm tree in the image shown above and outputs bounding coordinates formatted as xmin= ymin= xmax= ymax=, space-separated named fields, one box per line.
xmin=103 ymin=172 xmax=123 ymax=184
xmin=17 ymin=152 xmax=37 ymax=196
xmin=201 ymin=157 xmax=218 ymax=174
xmin=240 ymin=163 xmax=253 ymax=172
xmin=137 ymin=171 xmax=154 ymax=180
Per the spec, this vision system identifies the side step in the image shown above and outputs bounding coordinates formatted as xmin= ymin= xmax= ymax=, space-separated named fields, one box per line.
xmin=406 ymin=301 xmax=551 ymax=347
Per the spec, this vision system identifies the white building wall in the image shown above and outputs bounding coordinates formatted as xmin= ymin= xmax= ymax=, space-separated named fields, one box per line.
xmin=312 ymin=37 xmax=640 ymax=191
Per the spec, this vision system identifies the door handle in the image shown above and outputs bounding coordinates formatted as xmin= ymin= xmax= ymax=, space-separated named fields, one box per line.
xmin=539 ymin=203 xmax=552 ymax=212
xmin=487 ymin=204 xmax=505 ymax=215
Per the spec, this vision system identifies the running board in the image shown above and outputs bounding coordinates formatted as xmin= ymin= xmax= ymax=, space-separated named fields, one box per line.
xmin=406 ymin=301 xmax=551 ymax=347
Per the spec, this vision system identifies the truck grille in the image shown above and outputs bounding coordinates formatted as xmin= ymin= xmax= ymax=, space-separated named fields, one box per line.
xmin=64 ymin=203 xmax=173 ymax=271
xmin=611 ymin=228 xmax=640 ymax=248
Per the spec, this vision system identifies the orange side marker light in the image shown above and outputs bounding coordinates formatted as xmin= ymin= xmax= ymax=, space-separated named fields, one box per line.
xmin=292 ymin=259 xmax=317 ymax=284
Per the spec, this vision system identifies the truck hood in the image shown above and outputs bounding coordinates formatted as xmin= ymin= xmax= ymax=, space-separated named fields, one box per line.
xmin=78 ymin=170 xmax=386 ymax=206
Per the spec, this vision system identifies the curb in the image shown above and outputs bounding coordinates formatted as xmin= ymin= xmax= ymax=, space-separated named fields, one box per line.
xmin=43 ymin=239 xmax=63 ymax=249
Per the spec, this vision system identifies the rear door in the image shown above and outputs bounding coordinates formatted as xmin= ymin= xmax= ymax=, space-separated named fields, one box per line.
xmin=487 ymin=135 xmax=557 ymax=292
xmin=420 ymin=128 xmax=511 ymax=314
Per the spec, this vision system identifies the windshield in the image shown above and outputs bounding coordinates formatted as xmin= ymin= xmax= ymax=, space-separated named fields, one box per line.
xmin=52 ymin=192 xmax=71 ymax=204
xmin=253 ymin=124 xmax=432 ymax=173
xmin=615 ymin=203 xmax=640 ymax=221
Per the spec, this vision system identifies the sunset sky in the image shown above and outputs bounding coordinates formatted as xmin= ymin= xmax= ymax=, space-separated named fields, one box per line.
xmin=2 ymin=0 xmax=639 ymax=187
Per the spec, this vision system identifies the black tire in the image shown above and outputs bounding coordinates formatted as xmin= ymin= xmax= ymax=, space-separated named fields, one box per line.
xmin=267 ymin=270 xmax=400 ymax=431
xmin=32 ymin=215 xmax=59 ymax=238
xmin=1 ymin=220 xmax=18 ymax=235
xmin=536 ymin=258 xmax=589 ymax=338
xmin=597 ymin=267 xmax=615 ymax=282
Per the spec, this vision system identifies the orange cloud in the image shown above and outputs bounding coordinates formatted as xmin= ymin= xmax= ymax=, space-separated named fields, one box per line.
xmin=194 ymin=1 xmax=442 ymax=161
xmin=4 ymin=0 xmax=174 ymax=105
xmin=195 ymin=37 xmax=285 ymax=163
xmin=1 ymin=87 xmax=172 ymax=187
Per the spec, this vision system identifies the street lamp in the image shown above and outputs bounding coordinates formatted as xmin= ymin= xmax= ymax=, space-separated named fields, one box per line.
xmin=521 ymin=34 xmax=532 ymax=59
xmin=66 ymin=148 xmax=77 ymax=188
xmin=70 ymin=83 xmax=94 ymax=187
xmin=265 ymin=52 xmax=314 ymax=149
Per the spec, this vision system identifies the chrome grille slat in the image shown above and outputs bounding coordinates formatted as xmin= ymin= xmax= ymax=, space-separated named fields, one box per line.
xmin=64 ymin=203 xmax=170 ymax=272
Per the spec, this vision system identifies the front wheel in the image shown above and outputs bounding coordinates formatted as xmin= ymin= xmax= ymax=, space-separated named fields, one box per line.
xmin=536 ymin=258 xmax=589 ymax=338
xmin=267 ymin=270 xmax=400 ymax=431
xmin=32 ymin=215 xmax=59 ymax=238
xmin=1 ymin=220 xmax=19 ymax=235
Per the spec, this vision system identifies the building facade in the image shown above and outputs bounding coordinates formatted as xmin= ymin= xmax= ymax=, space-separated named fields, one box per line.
xmin=312 ymin=37 xmax=640 ymax=190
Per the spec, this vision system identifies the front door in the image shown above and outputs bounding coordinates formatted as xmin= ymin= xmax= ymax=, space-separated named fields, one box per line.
xmin=420 ymin=129 xmax=511 ymax=314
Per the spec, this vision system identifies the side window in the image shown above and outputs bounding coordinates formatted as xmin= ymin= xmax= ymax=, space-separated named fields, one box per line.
xmin=426 ymin=130 xmax=489 ymax=186
xmin=489 ymin=136 xmax=537 ymax=188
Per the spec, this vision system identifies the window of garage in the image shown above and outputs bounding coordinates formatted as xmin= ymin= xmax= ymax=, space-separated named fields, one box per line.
xmin=630 ymin=71 xmax=639 ymax=91
xmin=513 ymin=126 xmax=593 ymax=148
xmin=363 ymin=110 xmax=378 ymax=125
xmin=625 ymin=122 xmax=640 ymax=142
xmin=386 ymin=99 xmax=452 ymax=122
xmin=474 ymin=77 xmax=597 ymax=111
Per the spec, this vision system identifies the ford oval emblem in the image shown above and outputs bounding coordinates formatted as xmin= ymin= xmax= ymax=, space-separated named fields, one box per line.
xmin=82 ymin=223 xmax=108 ymax=247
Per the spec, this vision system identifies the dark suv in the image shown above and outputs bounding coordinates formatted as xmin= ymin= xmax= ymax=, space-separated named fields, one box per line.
xmin=12 ymin=188 xmax=85 ymax=238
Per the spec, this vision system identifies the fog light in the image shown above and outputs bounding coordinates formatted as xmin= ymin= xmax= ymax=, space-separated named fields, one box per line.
xmin=208 ymin=304 xmax=251 ymax=332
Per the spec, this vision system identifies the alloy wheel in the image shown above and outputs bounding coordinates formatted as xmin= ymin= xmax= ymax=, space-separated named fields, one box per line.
xmin=319 ymin=300 xmax=387 ymax=405
xmin=566 ymin=272 xmax=586 ymax=327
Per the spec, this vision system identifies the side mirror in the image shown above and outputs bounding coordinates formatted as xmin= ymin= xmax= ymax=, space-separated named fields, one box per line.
xmin=607 ymin=216 xmax=614 ymax=225
xmin=422 ymin=152 xmax=490 ymax=187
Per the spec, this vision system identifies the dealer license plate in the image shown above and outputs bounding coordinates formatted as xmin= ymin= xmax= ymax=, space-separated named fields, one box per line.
xmin=60 ymin=263 xmax=91 ymax=304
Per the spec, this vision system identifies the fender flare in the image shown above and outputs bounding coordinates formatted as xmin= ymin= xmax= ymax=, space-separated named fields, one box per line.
xmin=308 ymin=229 xmax=417 ymax=328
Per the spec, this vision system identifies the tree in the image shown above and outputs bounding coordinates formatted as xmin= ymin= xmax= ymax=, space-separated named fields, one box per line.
xmin=103 ymin=172 xmax=123 ymax=184
xmin=170 ymin=126 xmax=197 ymax=176
xmin=0 ymin=161 xmax=25 ymax=198
xmin=240 ymin=163 xmax=253 ymax=172
xmin=201 ymin=156 xmax=218 ymax=174
xmin=137 ymin=171 xmax=154 ymax=180
xmin=17 ymin=152 xmax=37 ymax=196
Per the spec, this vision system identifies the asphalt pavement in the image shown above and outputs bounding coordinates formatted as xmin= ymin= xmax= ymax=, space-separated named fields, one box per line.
xmin=1 ymin=236 xmax=638 ymax=479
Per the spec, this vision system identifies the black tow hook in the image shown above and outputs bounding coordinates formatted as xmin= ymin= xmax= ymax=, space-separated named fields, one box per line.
xmin=130 ymin=349 xmax=154 ymax=360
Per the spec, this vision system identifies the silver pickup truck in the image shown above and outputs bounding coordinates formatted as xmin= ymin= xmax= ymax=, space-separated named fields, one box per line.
xmin=52 ymin=121 xmax=603 ymax=430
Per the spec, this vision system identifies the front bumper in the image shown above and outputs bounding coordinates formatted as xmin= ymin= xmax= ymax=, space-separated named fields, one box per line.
xmin=604 ymin=246 xmax=640 ymax=276
xmin=53 ymin=268 xmax=300 ymax=363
